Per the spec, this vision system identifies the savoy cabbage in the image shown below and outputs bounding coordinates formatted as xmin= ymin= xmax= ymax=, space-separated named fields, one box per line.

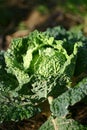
xmin=0 ymin=26 xmax=87 ymax=130
xmin=5 ymin=30 xmax=81 ymax=101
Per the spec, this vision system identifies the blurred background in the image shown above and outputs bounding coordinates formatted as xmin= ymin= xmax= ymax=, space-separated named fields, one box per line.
xmin=0 ymin=0 xmax=87 ymax=50
xmin=0 ymin=1 xmax=87 ymax=130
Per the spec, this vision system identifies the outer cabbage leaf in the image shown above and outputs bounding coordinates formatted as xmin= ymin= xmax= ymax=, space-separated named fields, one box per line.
xmin=39 ymin=70 xmax=87 ymax=130
xmin=0 ymin=90 xmax=39 ymax=123
xmin=0 ymin=78 xmax=39 ymax=123
xmin=39 ymin=116 xmax=87 ymax=130
xmin=45 ymin=26 xmax=87 ymax=76
xmin=0 ymin=51 xmax=39 ymax=123
xmin=50 ymin=78 xmax=87 ymax=117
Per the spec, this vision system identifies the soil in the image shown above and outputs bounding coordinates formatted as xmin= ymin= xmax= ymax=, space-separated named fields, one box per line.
xmin=0 ymin=113 xmax=47 ymax=130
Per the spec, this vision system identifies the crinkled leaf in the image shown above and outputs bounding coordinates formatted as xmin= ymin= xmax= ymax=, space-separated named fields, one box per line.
xmin=5 ymin=30 xmax=80 ymax=100
xmin=0 ymin=51 xmax=40 ymax=123
xmin=0 ymin=80 xmax=40 ymax=123
xmin=51 ymin=78 xmax=87 ymax=117
xmin=39 ymin=116 xmax=87 ymax=130
xmin=45 ymin=26 xmax=87 ymax=75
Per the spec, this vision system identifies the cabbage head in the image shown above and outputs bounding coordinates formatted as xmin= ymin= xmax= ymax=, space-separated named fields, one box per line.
xmin=5 ymin=30 xmax=81 ymax=101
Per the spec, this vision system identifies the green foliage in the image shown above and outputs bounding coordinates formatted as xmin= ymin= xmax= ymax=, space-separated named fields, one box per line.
xmin=37 ymin=5 xmax=49 ymax=14
xmin=0 ymin=95 xmax=39 ymax=122
xmin=5 ymin=30 xmax=80 ymax=100
xmin=39 ymin=117 xmax=54 ymax=130
xmin=0 ymin=26 xmax=87 ymax=129
xmin=39 ymin=78 xmax=87 ymax=130
xmin=0 ymin=51 xmax=40 ymax=122
xmin=56 ymin=0 xmax=87 ymax=15
xmin=51 ymin=78 xmax=87 ymax=117
xmin=45 ymin=26 xmax=87 ymax=76
xmin=39 ymin=117 xmax=87 ymax=130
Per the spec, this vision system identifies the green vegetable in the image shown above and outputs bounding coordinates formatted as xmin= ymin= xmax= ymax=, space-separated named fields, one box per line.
xmin=5 ymin=30 xmax=81 ymax=101
xmin=40 ymin=77 xmax=87 ymax=130
xmin=0 ymin=51 xmax=39 ymax=122
xmin=0 ymin=26 xmax=87 ymax=129
xmin=39 ymin=117 xmax=87 ymax=130
xmin=45 ymin=26 xmax=87 ymax=75
xmin=50 ymin=78 xmax=87 ymax=117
